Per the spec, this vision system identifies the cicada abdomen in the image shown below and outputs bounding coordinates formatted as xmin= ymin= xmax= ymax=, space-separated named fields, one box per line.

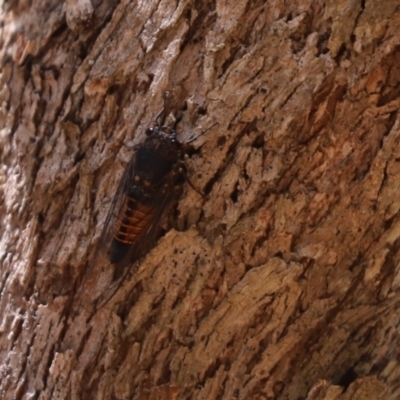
xmin=109 ymin=197 xmax=155 ymax=265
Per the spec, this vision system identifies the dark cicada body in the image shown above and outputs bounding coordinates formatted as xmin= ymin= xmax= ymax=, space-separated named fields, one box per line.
xmin=98 ymin=124 xmax=190 ymax=279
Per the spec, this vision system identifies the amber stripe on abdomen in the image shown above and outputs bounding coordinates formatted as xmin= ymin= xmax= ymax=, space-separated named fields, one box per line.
xmin=109 ymin=196 xmax=154 ymax=264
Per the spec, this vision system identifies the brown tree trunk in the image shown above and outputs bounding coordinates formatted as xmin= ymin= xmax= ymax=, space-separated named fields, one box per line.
xmin=1 ymin=0 xmax=399 ymax=399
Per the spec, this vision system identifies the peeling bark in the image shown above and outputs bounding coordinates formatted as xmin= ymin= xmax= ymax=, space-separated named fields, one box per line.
xmin=1 ymin=0 xmax=399 ymax=399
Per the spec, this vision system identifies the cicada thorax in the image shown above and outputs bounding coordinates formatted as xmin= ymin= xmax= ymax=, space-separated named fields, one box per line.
xmin=108 ymin=125 xmax=187 ymax=271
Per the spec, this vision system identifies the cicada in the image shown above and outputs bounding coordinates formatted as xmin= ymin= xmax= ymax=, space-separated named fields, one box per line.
xmin=96 ymin=122 xmax=203 ymax=280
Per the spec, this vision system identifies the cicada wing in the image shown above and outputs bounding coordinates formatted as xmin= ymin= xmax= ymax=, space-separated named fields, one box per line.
xmin=90 ymin=170 xmax=183 ymax=311
xmin=73 ymin=152 xmax=138 ymax=310
xmin=112 ymin=174 xmax=183 ymax=280
xmin=89 ymin=150 xmax=137 ymax=274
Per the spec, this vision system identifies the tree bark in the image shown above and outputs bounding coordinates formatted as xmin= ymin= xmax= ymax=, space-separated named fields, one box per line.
xmin=1 ymin=0 xmax=399 ymax=399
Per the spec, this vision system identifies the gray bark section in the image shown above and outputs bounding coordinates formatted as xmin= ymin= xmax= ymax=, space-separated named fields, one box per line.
xmin=0 ymin=0 xmax=399 ymax=399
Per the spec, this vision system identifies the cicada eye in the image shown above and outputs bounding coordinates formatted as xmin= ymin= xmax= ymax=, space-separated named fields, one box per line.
xmin=146 ymin=128 xmax=154 ymax=136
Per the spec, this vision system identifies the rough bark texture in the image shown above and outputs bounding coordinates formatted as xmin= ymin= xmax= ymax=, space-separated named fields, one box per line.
xmin=1 ymin=0 xmax=399 ymax=399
